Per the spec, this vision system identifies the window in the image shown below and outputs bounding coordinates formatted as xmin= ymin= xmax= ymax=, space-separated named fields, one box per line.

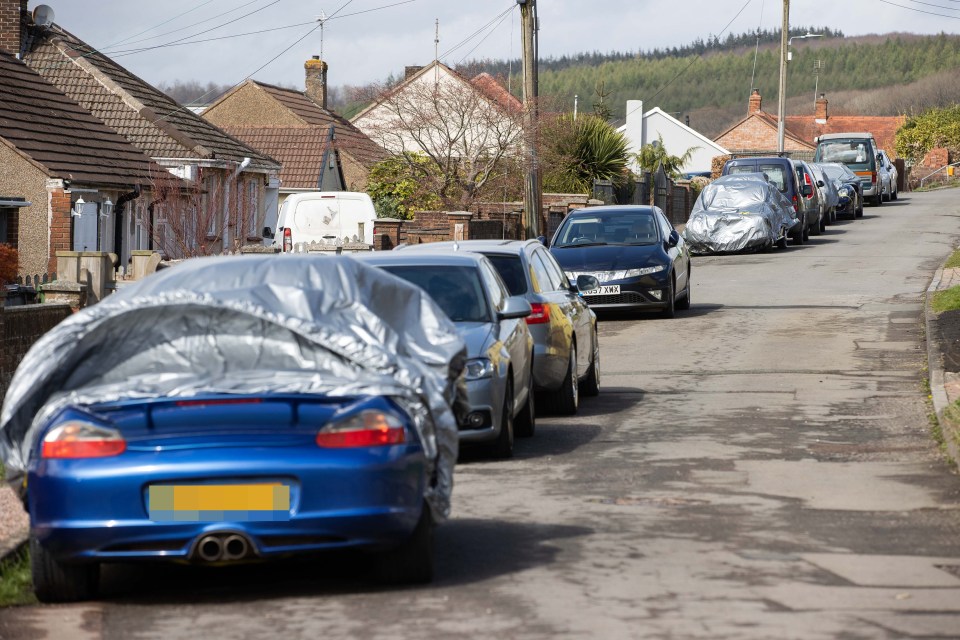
xmin=484 ymin=254 xmax=528 ymax=295
xmin=381 ymin=265 xmax=491 ymax=323
xmin=537 ymin=249 xmax=570 ymax=290
xmin=654 ymin=209 xmax=672 ymax=240
xmin=478 ymin=261 xmax=507 ymax=312
xmin=205 ymin=174 xmax=220 ymax=236
xmin=529 ymin=251 xmax=557 ymax=293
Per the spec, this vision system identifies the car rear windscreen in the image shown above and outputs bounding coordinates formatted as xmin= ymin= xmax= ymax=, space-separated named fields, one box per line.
xmin=484 ymin=254 xmax=528 ymax=296
xmin=728 ymin=164 xmax=787 ymax=192
xmin=381 ymin=265 xmax=491 ymax=323
xmin=815 ymin=139 xmax=875 ymax=172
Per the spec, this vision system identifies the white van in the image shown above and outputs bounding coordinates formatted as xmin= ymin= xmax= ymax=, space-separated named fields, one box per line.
xmin=271 ymin=192 xmax=377 ymax=252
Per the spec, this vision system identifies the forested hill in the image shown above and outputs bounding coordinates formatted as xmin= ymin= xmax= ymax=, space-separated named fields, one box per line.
xmin=454 ymin=32 xmax=960 ymax=138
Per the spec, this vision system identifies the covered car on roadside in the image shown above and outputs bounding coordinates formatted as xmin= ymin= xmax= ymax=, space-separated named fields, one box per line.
xmin=0 ymin=256 xmax=466 ymax=602
xmin=683 ymin=174 xmax=798 ymax=254
xmin=819 ymin=162 xmax=863 ymax=218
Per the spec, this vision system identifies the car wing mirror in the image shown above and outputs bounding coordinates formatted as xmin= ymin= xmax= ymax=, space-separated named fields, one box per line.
xmin=537 ymin=235 xmax=548 ymax=247
xmin=666 ymin=229 xmax=680 ymax=248
xmin=499 ymin=295 xmax=532 ymax=320
xmin=262 ymin=226 xmax=275 ymax=239
xmin=576 ymin=274 xmax=600 ymax=293
xmin=817 ymin=180 xmax=825 ymax=187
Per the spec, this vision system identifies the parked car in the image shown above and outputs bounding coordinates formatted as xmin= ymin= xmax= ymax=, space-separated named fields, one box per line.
xmin=0 ymin=256 xmax=468 ymax=602
xmin=683 ymin=174 xmax=797 ymax=254
xmin=814 ymin=132 xmax=882 ymax=206
xmin=397 ymin=240 xmax=600 ymax=416
xmin=878 ymin=150 xmax=899 ymax=201
xmin=720 ymin=156 xmax=812 ymax=245
xmin=819 ymin=162 xmax=864 ymax=218
xmin=548 ymin=205 xmax=691 ymax=317
xmin=794 ymin=160 xmax=826 ymax=235
xmin=270 ymin=191 xmax=377 ymax=251
xmin=808 ymin=163 xmax=840 ymax=224
xmin=357 ymin=252 xmax=534 ymax=458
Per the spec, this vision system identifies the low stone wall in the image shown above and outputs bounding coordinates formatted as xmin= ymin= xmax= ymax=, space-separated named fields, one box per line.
xmin=0 ymin=303 xmax=72 ymax=400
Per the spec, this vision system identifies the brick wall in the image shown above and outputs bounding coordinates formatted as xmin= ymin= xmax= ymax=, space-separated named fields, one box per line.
xmin=0 ymin=0 xmax=26 ymax=56
xmin=0 ymin=302 xmax=71 ymax=400
xmin=715 ymin=115 xmax=810 ymax=154
xmin=48 ymin=189 xmax=72 ymax=274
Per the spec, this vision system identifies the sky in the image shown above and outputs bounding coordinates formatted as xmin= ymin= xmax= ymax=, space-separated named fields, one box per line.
xmin=45 ymin=0 xmax=960 ymax=93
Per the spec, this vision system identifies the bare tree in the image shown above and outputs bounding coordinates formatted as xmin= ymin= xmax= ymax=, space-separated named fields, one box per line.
xmin=359 ymin=71 xmax=525 ymax=208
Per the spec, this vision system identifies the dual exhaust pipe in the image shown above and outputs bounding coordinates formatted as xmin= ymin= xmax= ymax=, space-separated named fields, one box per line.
xmin=195 ymin=533 xmax=253 ymax=563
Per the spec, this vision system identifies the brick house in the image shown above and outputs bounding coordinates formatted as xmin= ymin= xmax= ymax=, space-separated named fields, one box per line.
xmin=202 ymin=57 xmax=386 ymax=216
xmin=0 ymin=48 xmax=165 ymax=276
xmin=714 ymin=90 xmax=906 ymax=158
xmin=5 ymin=0 xmax=281 ymax=259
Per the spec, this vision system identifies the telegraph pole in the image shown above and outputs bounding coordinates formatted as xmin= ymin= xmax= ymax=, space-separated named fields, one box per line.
xmin=519 ymin=0 xmax=541 ymax=238
xmin=777 ymin=0 xmax=789 ymax=154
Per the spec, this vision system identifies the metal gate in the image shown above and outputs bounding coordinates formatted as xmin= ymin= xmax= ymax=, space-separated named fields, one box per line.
xmin=469 ymin=220 xmax=505 ymax=240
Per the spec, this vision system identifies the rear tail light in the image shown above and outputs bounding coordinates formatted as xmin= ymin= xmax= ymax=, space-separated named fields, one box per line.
xmin=316 ymin=410 xmax=406 ymax=448
xmin=803 ymin=173 xmax=814 ymax=199
xmin=792 ymin=194 xmax=798 ymax=212
xmin=41 ymin=422 xmax=126 ymax=459
xmin=871 ymin=172 xmax=877 ymax=184
xmin=283 ymin=227 xmax=292 ymax=252
xmin=526 ymin=302 xmax=551 ymax=325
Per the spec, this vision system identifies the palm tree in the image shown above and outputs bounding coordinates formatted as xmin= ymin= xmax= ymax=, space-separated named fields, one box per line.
xmin=635 ymin=134 xmax=699 ymax=179
xmin=541 ymin=114 xmax=630 ymax=193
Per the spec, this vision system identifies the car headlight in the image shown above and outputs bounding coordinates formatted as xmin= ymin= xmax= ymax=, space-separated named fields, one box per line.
xmin=838 ymin=186 xmax=851 ymax=196
xmin=465 ymin=358 xmax=494 ymax=380
xmin=565 ymin=266 xmax=665 ymax=283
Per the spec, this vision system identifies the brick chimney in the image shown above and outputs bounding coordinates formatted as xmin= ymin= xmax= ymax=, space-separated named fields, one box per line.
xmin=304 ymin=55 xmax=328 ymax=110
xmin=815 ymin=93 xmax=828 ymax=123
xmin=0 ymin=0 xmax=27 ymax=57
xmin=405 ymin=65 xmax=423 ymax=80
xmin=748 ymin=89 xmax=762 ymax=114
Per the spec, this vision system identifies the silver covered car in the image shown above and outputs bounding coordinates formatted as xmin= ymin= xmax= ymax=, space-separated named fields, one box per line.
xmin=684 ymin=174 xmax=797 ymax=254
xmin=356 ymin=252 xmax=534 ymax=459
xmin=398 ymin=240 xmax=600 ymax=418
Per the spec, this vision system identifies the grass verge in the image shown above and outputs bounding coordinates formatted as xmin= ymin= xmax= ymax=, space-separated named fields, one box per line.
xmin=944 ymin=247 xmax=960 ymax=270
xmin=0 ymin=545 xmax=35 ymax=607
xmin=932 ymin=285 xmax=960 ymax=313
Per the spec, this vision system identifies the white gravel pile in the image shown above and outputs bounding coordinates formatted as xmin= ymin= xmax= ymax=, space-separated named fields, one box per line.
xmin=0 ymin=485 xmax=28 ymax=559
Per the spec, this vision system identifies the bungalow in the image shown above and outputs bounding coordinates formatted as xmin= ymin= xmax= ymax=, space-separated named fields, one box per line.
xmin=0 ymin=48 xmax=164 ymax=276
xmin=202 ymin=58 xmax=387 ymax=215
xmin=618 ymin=100 xmax=730 ymax=174
xmin=5 ymin=0 xmax=281 ymax=258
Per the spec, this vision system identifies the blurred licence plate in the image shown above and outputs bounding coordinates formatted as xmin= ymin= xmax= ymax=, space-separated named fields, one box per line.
xmin=594 ymin=285 xmax=620 ymax=295
xmin=149 ymin=484 xmax=290 ymax=522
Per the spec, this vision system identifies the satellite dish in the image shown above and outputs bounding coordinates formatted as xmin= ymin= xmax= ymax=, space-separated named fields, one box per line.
xmin=32 ymin=5 xmax=55 ymax=28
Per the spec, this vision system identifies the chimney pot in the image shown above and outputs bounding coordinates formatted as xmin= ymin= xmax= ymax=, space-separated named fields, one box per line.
xmin=748 ymin=89 xmax=762 ymax=114
xmin=405 ymin=65 xmax=423 ymax=80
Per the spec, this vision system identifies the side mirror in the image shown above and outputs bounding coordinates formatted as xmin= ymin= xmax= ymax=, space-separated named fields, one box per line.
xmin=666 ymin=229 xmax=680 ymax=248
xmin=817 ymin=180 xmax=825 ymax=187
xmin=537 ymin=235 xmax=548 ymax=247
xmin=801 ymin=185 xmax=813 ymax=197
xmin=576 ymin=274 xmax=600 ymax=293
xmin=877 ymin=153 xmax=883 ymax=162
xmin=262 ymin=227 xmax=275 ymax=239
xmin=498 ymin=295 xmax=532 ymax=320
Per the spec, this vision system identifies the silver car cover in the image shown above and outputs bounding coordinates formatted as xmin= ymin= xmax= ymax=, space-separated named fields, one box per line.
xmin=684 ymin=174 xmax=797 ymax=254
xmin=0 ymin=255 xmax=467 ymax=521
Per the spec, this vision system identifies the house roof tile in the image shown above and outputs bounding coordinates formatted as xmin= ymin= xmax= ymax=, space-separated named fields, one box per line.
xmin=220 ymin=126 xmax=385 ymax=189
xmin=784 ymin=115 xmax=906 ymax=155
xmin=24 ymin=26 xmax=279 ymax=172
xmin=0 ymin=49 xmax=161 ymax=188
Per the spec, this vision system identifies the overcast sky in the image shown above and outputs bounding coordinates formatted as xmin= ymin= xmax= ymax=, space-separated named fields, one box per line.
xmin=48 ymin=0 xmax=960 ymax=92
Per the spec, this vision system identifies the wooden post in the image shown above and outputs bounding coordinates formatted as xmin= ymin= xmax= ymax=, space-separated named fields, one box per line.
xmin=777 ymin=0 xmax=789 ymax=154
xmin=520 ymin=0 xmax=541 ymax=239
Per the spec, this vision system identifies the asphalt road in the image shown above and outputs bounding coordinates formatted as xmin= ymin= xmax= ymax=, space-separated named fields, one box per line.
xmin=3 ymin=191 xmax=960 ymax=640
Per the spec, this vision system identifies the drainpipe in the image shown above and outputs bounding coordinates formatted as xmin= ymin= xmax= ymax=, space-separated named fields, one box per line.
xmin=223 ymin=157 xmax=251 ymax=251
xmin=114 ymin=185 xmax=141 ymax=265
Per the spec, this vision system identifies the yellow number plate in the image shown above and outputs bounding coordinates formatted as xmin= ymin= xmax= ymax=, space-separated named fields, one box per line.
xmin=149 ymin=484 xmax=290 ymax=522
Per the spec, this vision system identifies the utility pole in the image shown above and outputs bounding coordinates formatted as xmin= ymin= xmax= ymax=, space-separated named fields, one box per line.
xmin=519 ymin=0 xmax=541 ymax=239
xmin=777 ymin=0 xmax=789 ymax=154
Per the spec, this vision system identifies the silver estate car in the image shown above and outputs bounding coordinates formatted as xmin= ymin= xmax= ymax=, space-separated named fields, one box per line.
xmin=356 ymin=252 xmax=534 ymax=459
xmin=398 ymin=240 xmax=600 ymax=418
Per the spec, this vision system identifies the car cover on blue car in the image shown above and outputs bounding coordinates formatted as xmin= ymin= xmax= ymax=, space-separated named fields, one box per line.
xmin=0 ymin=255 xmax=467 ymax=521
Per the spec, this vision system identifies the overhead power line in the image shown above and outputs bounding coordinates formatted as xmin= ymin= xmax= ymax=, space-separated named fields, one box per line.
xmin=457 ymin=6 xmax=515 ymax=65
xmin=98 ymin=0 xmax=218 ymax=50
xmin=877 ymin=0 xmax=960 ymax=16
xmin=440 ymin=3 xmax=515 ymax=60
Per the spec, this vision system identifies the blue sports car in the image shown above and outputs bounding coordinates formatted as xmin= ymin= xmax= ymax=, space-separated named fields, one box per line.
xmin=0 ymin=256 xmax=466 ymax=602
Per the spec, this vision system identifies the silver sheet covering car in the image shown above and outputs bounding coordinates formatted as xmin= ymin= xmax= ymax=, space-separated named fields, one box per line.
xmin=0 ymin=255 xmax=467 ymax=521
xmin=684 ymin=174 xmax=797 ymax=254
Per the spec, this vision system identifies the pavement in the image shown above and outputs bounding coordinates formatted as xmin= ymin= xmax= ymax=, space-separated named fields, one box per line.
xmin=925 ymin=263 xmax=960 ymax=468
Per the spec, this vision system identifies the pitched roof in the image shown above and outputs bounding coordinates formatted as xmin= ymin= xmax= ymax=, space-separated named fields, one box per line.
xmin=219 ymin=126 xmax=385 ymax=189
xmin=784 ymin=115 xmax=906 ymax=155
xmin=351 ymin=61 xmax=520 ymax=124
xmin=23 ymin=25 xmax=279 ymax=172
xmin=0 ymin=49 xmax=160 ymax=188
xmin=714 ymin=111 xmax=814 ymax=150
xmin=205 ymin=80 xmax=387 ymax=168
